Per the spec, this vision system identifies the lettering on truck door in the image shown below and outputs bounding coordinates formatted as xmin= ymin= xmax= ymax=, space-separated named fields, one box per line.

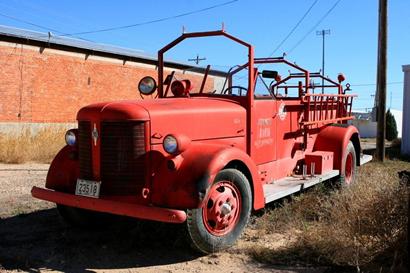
xmin=252 ymin=99 xmax=277 ymax=164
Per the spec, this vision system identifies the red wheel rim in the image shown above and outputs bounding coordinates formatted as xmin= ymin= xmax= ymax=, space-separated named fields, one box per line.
xmin=345 ymin=152 xmax=353 ymax=184
xmin=202 ymin=181 xmax=241 ymax=236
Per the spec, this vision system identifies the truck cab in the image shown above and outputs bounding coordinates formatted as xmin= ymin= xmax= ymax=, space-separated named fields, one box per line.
xmin=32 ymin=30 xmax=372 ymax=254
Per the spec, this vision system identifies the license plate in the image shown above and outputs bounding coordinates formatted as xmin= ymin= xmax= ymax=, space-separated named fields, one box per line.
xmin=75 ymin=179 xmax=101 ymax=198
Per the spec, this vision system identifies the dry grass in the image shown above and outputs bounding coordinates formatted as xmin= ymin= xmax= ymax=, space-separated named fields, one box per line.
xmin=0 ymin=127 xmax=66 ymax=164
xmin=250 ymin=160 xmax=409 ymax=272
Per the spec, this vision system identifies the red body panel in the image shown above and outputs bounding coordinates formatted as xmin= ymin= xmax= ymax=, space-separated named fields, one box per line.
xmin=314 ymin=125 xmax=360 ymax=170
xmin=146 ymin=98 xmax=246 ymax=144
xmin=77 ymin=98 xmax=246 ymax=144
xmin=77 ymin=101 xmax=150 ymax=121
xmin=46 ymin=145 xmax=79 ymax=192
xmin=305 ymin=151 xmax=334 ymax=175
xmin=149 ymin=143 xmax=264 ymax=210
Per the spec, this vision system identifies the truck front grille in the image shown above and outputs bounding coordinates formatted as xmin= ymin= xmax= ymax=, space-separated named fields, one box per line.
xmin=78 ymin=121 xmax=93 ymax=180
xmin=100 ymin=121 xmax=146 ymax=195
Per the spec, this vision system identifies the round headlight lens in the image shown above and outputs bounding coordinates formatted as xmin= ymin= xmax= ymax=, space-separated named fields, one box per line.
xmin=65 ymin=130 xmax=77 ymax=146
xmin=163 ymin=135 xmax=178 ymax=154
xmin=138 ymin=76 xmax=157 ymax=95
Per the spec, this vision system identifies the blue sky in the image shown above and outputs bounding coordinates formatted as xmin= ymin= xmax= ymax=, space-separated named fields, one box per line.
xmin=0 ymin=0 xmax=409 ymax=111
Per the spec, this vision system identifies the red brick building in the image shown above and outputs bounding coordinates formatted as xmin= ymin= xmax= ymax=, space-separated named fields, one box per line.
xmin=0 ymin=25 xmax=217 ymax=132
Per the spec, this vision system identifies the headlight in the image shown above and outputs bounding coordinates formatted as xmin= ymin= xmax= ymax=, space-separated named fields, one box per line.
xmin=138 ymin=76 xmax=157 ymax=95
xmin=65 ymin=129 xmax=77 ymax=146
xmin=163 ymin=134 xmax=191 ymax=155
xmin=163 ymin=135 xmax=178 ymax=154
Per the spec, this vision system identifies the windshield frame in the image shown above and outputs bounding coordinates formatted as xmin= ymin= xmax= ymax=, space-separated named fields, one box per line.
xmin=157 ymin=30 xmax=255 ymax=101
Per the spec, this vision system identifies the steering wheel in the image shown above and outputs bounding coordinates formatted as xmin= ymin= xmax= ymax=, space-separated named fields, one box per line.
xmin=222 ymin=86 xmax=248 ymax=96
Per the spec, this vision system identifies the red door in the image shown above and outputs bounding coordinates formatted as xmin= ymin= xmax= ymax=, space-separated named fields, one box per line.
xmin=252 ymin=99 xmax=277 ymax=165
xmin=273 ymin=97 xmax=305 ymax=179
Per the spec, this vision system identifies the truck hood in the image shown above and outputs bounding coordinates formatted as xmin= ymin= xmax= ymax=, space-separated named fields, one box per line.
xmin=77 ymin=97 xmax=246 ymax=144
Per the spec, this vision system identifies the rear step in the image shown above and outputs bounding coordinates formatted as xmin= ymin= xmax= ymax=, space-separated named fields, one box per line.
xmin=263 ymin=170 xmax=339 ymax=204
xmin=263 ymin=154 xmax=373 ymax=204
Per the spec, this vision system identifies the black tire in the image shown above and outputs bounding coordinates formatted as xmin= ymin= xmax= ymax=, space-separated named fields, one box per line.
xmin=338 ymin=141 xmax=357 ymax=186
xmin=57 ymin=204 xmax=110 ymax=228
xmin=186 ymin=169 xmax=252 ymax=254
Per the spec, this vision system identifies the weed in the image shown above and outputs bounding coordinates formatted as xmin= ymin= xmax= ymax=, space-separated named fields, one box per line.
xmin=250 ymin=161 xmax=409 ymax=272
xmin=0 ymin=127 xmax=66 ymax=163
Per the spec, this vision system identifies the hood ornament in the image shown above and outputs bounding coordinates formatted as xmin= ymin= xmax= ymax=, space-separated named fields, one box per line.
xmin=92 ymin=123 xmax=99 ymax=146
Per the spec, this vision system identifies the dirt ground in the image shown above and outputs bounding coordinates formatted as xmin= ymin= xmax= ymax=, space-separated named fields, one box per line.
xmin=0 ymin=163 xmax=331 ymax=273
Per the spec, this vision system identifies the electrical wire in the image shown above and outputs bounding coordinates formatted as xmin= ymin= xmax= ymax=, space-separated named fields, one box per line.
xmin=0 ymin=12 xmax=63 ymax=34
xmin=287 ymin=0 xmax=342 ymax=55
xmin=0 ymin=11 xmax=94 ymax=42
xmin=59 ymin=0 xmax=239 ymax=37
xmin=268 ymin=0 xmax=319 ymax=57
xmin=351 ymin=81 xmax=403 ymax=87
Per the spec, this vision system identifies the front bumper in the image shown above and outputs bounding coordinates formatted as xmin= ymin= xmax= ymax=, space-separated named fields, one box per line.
xmin=31 ymin=186 xmax=187 ymax=224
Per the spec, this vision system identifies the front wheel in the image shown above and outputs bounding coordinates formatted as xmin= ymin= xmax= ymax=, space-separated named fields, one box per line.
xmin=186 ymin=169 xmax=252 ymax=254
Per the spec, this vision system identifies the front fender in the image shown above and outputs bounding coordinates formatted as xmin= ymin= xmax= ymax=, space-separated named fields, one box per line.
xmin=46 ymin=145 xmax=79 ymax=193
xmin=313 ymin=124 xmax=360 ymax=170
xmin=150 ymin=143 xmax=263 ymax=210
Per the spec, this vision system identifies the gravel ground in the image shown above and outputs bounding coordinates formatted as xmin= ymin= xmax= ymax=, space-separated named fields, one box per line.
xmin=0 ymin=163 xmax=52 ymax=217
xmin=0 ymin=163 xmax=328 ymax=273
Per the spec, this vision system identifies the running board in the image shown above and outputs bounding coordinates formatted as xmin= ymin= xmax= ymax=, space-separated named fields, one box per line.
xmin=263 ymin=170 xmax=340 ymax=204
xmin=360 ymin=154 xmax=373 ymax=165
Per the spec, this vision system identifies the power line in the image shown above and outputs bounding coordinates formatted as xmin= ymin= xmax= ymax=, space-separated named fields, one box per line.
xmin=59 ymin=0 xmax=239 ymax=37
xmin=287 ymin=0 xmax=343 ymax=55
xmin=0 ymin=12 xmax=64 ymax=34
xmin=0 ymin=11 xmax=93 ymax=42
xmin=0 ymin=1 xmax=239 ymax=41
xmin=268 ymin=0 xmax=319 ymax=57
xmin=351 ymin=81 xmax=403 ymax=87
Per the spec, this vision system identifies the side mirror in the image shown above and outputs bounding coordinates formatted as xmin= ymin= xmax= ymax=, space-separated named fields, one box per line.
xmin=138 ymin=76 xmax=157 ymax=95
xmin=261 ymin=70 xmax=279 ymax=79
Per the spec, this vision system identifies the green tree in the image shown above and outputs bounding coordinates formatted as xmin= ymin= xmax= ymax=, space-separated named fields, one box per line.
xmin=386 ymin=109 xmax=398 ymax=141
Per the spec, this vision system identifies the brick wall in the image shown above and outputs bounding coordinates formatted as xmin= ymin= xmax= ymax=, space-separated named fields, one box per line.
xmin=0 ymin=42 xmax=213 ymax=123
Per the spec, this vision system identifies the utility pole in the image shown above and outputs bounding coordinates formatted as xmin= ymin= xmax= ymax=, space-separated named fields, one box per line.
xmin=376 ymin=0 xmax=388 ymax=162
xmin=188 ymin=54 xmax=206 ymax=65
xmin=316 ymin=29 xmax=330 ymax=93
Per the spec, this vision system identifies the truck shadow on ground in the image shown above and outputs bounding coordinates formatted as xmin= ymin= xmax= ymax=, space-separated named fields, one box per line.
xmin=0 ymin=208 xmax=201 ymax=272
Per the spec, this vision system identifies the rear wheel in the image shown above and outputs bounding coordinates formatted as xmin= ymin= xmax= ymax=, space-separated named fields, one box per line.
xmin=339 ymin=141 xmax=357 ymax=186
xmin=186 ymin=169 xmax=252 ymax=254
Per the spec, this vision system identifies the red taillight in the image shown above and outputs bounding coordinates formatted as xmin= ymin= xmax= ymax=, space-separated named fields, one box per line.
xmin=338 ymin=73 xmax=346 ymax=83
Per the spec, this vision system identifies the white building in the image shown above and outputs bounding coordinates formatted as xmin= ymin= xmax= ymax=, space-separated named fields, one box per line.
xmin=402 ymin=65 xmax=410 ymax=155
xmin=351 ymin=110 xmax=402 ymax=139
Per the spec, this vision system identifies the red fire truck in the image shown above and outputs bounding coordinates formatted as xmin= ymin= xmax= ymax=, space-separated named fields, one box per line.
xmin=32 ymin=30 xmax=372 ymax=253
